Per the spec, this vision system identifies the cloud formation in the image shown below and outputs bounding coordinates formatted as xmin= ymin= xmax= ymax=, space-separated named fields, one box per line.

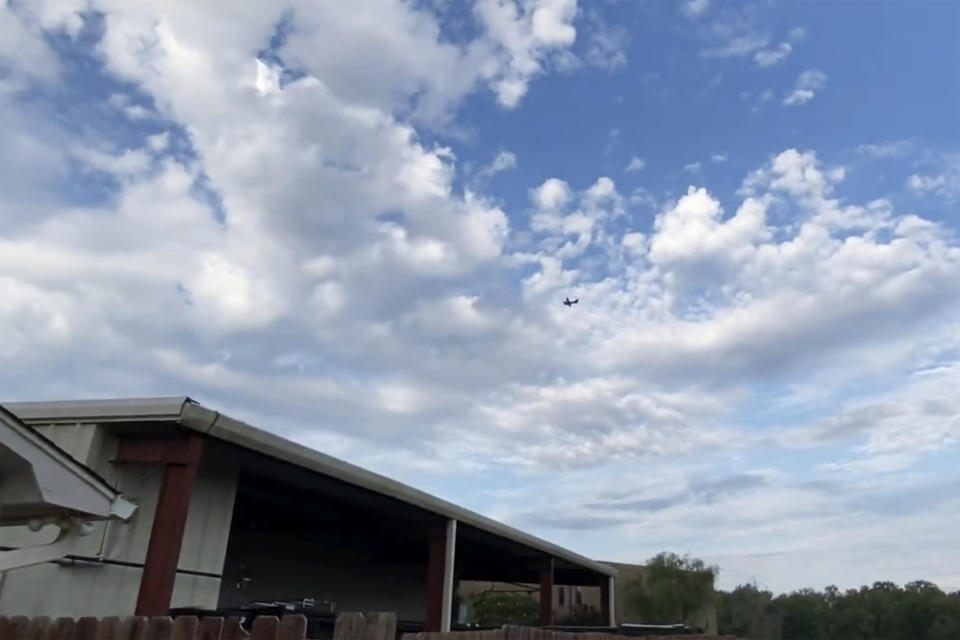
xmin=783 ymin=70 xmax=827 ymax=106
xmin=1 ymin=0 xmax=958 ymax=595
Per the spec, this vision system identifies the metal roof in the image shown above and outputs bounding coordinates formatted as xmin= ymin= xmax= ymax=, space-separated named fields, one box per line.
xmin=5 ymin=396 xmax=616 ymax=577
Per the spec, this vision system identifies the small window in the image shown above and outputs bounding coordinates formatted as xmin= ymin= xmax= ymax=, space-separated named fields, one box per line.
xmin=575 ymin=588 xmax=582 ymax=606
xmin=558 ymin=586 xmax=565 ymax=606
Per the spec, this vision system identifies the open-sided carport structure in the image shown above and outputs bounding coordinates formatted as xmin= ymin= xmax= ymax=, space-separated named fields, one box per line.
xmin=3 ymin=398 xmax=615 ymax=631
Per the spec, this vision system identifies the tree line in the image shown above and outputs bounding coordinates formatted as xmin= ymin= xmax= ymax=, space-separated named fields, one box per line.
xmin=629 ymin=553 xmax=960 ymax=640
xmin=717 ymin=580 xmax=960 ymax=640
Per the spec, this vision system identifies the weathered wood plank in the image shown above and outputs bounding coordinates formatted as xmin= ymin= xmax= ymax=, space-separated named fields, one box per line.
xmin=332 ymin=613 xmax=365 ymax=640
xmin=118 ymin=617 xmax=148 ymax=640
xmin=249 ymin=616 xmax=278 ymax=640
xmin=47 ymin=618 xmax=75 ymax=640
xmin=94 ymin=617 xmax=119 ymax=640
xmin=362 ymin=613 xmax=396 ymax=640
xmin=220 ymin=617 xmax=247 ymax=640
xmin=27 ymin=616 xmax=52 ymax=640
xmin=170 ymin=617 xmax=198 ymax=640
xmin=275 ymin=616 xmax=305 ymax=640
xmin=0 ymin=616 xmax=30 ymax=640
xmin=195 ymin=618 xmax=222 ymax=640
xmin=144 ymin=617 xmax=173 ymax=640
xmin=72 ymin=617 xmax=99 ymax=640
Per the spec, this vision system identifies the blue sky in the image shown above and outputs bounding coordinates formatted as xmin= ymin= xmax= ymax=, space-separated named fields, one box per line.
xmin=1 ymin=0 xmax=959 ymax=594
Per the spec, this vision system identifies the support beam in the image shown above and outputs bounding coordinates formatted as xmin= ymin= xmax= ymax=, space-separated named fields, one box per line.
xmin=601 ymin=575 xmax=615 ymax=627
xmin=116 ymin=435 xmax=204 ymax=617
xmin=441 ymin=519 xmax=457 ymax=632
xmin=0 ymin=521 xmax=86 ymax=571
xmin=425 ymin=519 xmax=457 ymax=632
xmin=539 ymin=556 xmax=554 ymax=627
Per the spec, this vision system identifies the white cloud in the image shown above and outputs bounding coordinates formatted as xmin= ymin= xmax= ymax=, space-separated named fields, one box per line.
xmin=583 ymin=10 xmax=628 ymax=70
xmin=788 ymin=27 xmax=807 ymax=42
xmin=783 ymin=70 xmax=827 ymax=107
xmin=475 ymin=0 xmax=580 ymax=108
xmin=856 ymin=140 xmax=913 ymax=158
xmin=904 ymin=154 xmax=960 ymax=201
xmin=480 ymin=150 xmax=518 ymax=177
xmin=753 ymin=42 xmax=792 ymax=67
xmin=701 ymin=34 xmax=768 ymax=59
xmin=146 ymin=132 xmax=170 ymax=152
xmin=907 ymin=172 xmax=960 ymax=200
xmin=625 ymin=156 xmax=646 ymax=172
xmin=531 ymin=177 xmax=574 ymax=210
xmin=711 ymin=153 xmax=728 ymax=163
xmin=72 ymin=147 xmax=151 ymax=176
xmin=683 ymin=161 xmax=701 ymax=174
xmin=681 ymin=0 xmax=711 ymax=19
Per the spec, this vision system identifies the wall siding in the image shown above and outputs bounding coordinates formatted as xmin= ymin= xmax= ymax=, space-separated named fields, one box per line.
xmin=0 ymin=426 xmax=239 ymax=617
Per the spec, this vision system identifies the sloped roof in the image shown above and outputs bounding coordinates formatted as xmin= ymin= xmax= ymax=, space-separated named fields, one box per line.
xmin=7 ymin=396 xmax=615 ymax=577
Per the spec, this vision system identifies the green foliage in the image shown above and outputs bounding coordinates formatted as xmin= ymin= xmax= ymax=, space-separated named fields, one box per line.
xmin=717 ymin=583 xmax=780 ymax=640
xmin=716 ymin=578 xmax=960 ymax=640
xmin=466 ymin=590 xmax=539 ymax=627
xmin=624 ymin=552 xmax=718 ymax=625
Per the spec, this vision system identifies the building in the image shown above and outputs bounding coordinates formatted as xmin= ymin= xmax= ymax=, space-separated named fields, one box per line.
xmin=0 ymin=397 xmax=615 ymax=631
xmin=457 ymin=580 xmax=604 ymax=626
xmin=0 ymin=406 xmax=136 ymax=572
xmin=457 ymin=564 xmax=717 ymax=633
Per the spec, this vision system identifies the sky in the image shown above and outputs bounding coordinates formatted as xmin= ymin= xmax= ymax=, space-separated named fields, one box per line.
xmin=1 ymin=0 xmax=959 ymax=595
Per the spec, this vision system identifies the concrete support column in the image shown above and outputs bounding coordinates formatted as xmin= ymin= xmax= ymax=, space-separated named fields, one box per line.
xmin=601 ymin=575 xmax=616 ymax=627
xmin=115 ymin=435 xmax=204 ymax=616
xmin=539 ymin=556 xmax=555 ymax=627
xmin=425 ymin=518 xmax=457 ymax=632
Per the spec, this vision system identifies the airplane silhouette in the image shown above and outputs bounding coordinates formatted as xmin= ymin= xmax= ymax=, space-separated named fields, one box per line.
xmin=563 ymin=297 xmax=579 ymax=307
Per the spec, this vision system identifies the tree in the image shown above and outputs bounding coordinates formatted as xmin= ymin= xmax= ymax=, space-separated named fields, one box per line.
xmin=717 ymin=583 xmax=780 ymax=640
xmin=623 ymin=552 xmax=718 ymax=625
xmin=776 ymin=589 xmax=829 ymax=640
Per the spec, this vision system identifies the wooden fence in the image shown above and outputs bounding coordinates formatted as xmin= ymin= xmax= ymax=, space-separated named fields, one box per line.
xmin=400 ymin=627 xmax=738 ymax=640
xmin=0 ymin=612 xmax=395 ymax=640
xmin=1 ymin=616 xmax=738 ymax=640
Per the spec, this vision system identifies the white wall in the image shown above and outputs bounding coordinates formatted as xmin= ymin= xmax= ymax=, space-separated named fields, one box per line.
xmin=0 ymin=425 xmax=238 ymax=616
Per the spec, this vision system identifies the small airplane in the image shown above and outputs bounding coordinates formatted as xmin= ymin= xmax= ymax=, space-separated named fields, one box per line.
xmin=563 ymin=297 xmax=579 ymax=307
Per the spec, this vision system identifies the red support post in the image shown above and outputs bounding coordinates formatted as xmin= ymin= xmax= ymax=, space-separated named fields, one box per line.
xmin=116 ymin=435 xmax=204 ymax=617
xmin=424 ymin=526 xmax=447 ymax=632
xmin=539 ymin=556 xmax=555 ymax=627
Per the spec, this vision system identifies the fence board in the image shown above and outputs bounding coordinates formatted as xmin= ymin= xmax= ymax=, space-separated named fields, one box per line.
xmin=94 ymin=617 xmax=119 ymax=640
xmin=144 ymin=617 xmax=173 ymax=640
xmin=171 ymin=617 xmax=198 ymax=640
xmin=220 ymin=618 xmax=247 ymax=640
xmin=249 ymin=616 xmax=277 ymax=640
xmin=27 ymin=616 xmax=52 ymax=640
xmin=1 ymin=616 xmax=30 ymax=640
xmin=331 ymin=613 xmax=365 ymax=640
xmin=195 ymin=618 xmax=223 ymax=640
xmin=275 ymin=616 xmax=305 ymax=640
xmin=47 ymin=618 xmax=74 ymax=640
xmin=1 ymin=616 xmax=21 ymax=640
xmin=362 ymin=613 xmax=395 ymax=640
xmin=72 ymin=617 xmax=98 ymax=640
xmin=118 ymin=617 xmax=148 ymax=640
